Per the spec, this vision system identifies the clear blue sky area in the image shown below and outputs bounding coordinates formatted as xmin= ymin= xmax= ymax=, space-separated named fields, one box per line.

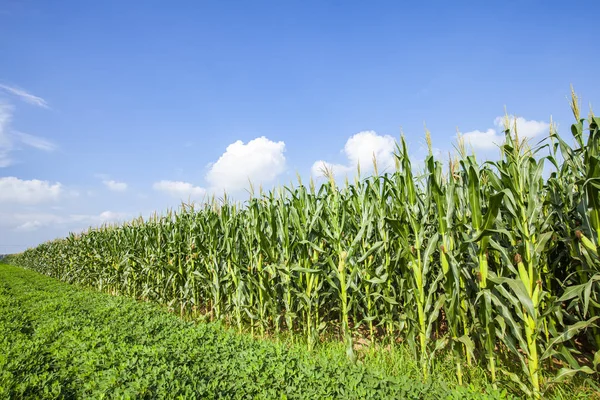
xmin=1 ymin=0 xmax=599 ymax=251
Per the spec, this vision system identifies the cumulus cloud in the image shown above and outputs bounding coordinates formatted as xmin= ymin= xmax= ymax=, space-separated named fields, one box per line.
xmin=460 ymin=116 xmax=550 ymax=151
xmin=153 ymin=180 xmax=207 ymax=200
xmin=0 ymin=177 xmax=62 ymax=204
xmin=496 ymin=116 xmax=550 ymax=139
xmin=460 ymin=129 xmax=501 ymax=151
xmin=0 ymin=84 xmax=49 ymax=108
xmin=205 ymin=136 xmax=286 ymax=192
xmin=344 ymin=131 xmax=397 ymax=171
xmin=103 ymin=179 xmax=128 ymax=192
xmin=311 ymin=131 xmax=397 ymax=178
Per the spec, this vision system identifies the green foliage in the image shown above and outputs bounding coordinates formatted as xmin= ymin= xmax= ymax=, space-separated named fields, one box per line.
xmin=0 ymin=264 xmax=510 ymax=399
xmin=5 ymin=96 xmax=600 ymax=397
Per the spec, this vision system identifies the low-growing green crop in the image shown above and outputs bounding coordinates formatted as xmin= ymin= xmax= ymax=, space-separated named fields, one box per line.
xmin=0 ymin=264 xmax=515 ymax=399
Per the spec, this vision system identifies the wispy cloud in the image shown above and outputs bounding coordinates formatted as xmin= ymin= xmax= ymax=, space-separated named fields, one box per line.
xmin=0 ymin=91 xmax=56 ymax=166
xmin=0 ymin=103 xmax=14 ymax=166
xmin=5 ymin=210 xmax=129 ymax=232
xmin=15 ymin=220 xmax=45 ymax=232
xmin=0 ymin=107 xmax=57 ymax=166
xmin=95 ymin=174 xmax=128 ymax=192
xmin=0 ymin=84 xmax=49 ymax=109
xmin=14 ymin=131 xmax=57 ymax=152
xmin=94 ymin=173 xmax=109 ymax=180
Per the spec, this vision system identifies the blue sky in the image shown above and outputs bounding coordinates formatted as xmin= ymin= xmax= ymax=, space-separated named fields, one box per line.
xmin=1 ymin=0 xmax=599 ymax=252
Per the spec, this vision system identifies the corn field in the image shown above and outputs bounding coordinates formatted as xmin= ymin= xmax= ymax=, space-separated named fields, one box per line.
xmin=10 ymin=94 xmax=600 ymax=397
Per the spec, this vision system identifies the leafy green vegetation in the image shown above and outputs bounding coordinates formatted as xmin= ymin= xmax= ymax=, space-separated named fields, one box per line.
xmin=0 ymin=264 xmax=511 ymax=399
xmin=6 ymin=92 xmax=600 ymax=397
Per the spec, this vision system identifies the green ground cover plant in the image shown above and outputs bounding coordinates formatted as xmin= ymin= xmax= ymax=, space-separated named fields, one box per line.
xmin=6 ymin=92 xmax=600 ymax=397
xmin=0 ymin=264 xmax=512 ymax=399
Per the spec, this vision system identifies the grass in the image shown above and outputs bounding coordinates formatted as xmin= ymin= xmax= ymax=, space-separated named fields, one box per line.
xmin=0 ymin=263 xmax=518 ymax=399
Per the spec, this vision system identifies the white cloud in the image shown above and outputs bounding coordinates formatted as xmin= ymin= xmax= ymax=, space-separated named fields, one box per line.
xmin=310 ymin=161 xmax=352 ymax=178
xmin=460 ymin=129 xmax=501 ymax=151
xmin=0 ymin=84 xmax=49 ymax=108
xmin=14 ymin=131 xmax=57 ymax=152
xmin=98 ymin=211 xmax=125 ymax=221
xmin=0 ymin=212 xmax=61 ymax=228
xmin=0 ymin=103 xmax=14 ymax=167
xmin=153 ymin=180 xmax=206 ymax=200
xmin=5 ymin=210 xmax=128 ymax=232
xmin=205 ymin=136 xmax=286 ymax=192
xmin=0 ymin=208 xmax=130 ymax=253
xmin=461 ymin=116 xmax=550 ymax=151
xmin=0 ymin=177 xmax=62 ymax=204
xmin=0 ymin=102 xmax=56 ymax=167
xmin=493 ymin=116 xmax=550 ymax=139
xmin=344 ymin=131 xmax=397 ymax=172
xmin=94 ymin=174 xmax=127 ymax=192
xmin=71 ymin=211 xmax=128 ymax=225
xmin=311 ymin=131 xmax=397 ymax=178
xmin=15 ymin=220 xmax=45 ymax=232
xmin=103 ymin=179 xmax=128 ymax=192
